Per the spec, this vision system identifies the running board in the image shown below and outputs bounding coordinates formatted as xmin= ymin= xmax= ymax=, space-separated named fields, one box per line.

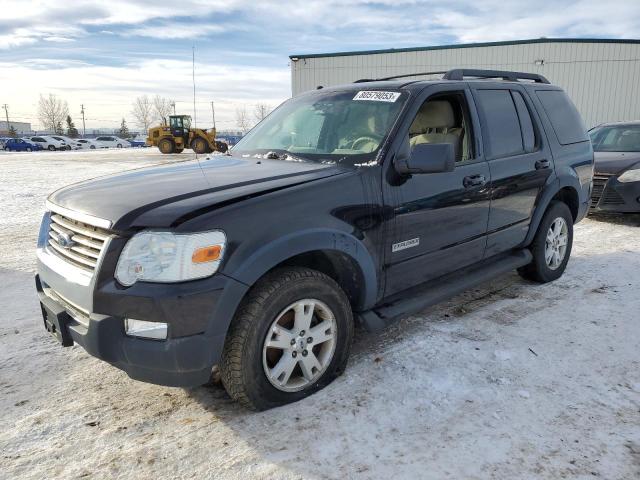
xmin=358 ymin=249 xmax=532 ymax=332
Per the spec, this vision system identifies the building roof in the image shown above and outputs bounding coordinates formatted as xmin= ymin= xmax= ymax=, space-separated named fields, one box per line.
xmin=290 ymin=37 xmax=640 ymax=60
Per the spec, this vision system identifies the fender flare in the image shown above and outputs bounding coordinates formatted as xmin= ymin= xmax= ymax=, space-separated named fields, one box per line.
xmin=227 ymin=228 xmax=379 ymax=310
xmin=521 ymin=175 xmax=581 ymax=246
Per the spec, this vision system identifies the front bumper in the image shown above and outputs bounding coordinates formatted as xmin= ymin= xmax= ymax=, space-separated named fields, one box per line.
xmin=591 ymin=174 xmax=640 ymax=212
xmin=36 ymin=237 xmax=249 ymax=387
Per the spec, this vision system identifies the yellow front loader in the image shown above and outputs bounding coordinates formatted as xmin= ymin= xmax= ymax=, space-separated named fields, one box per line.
xmin=147 ymin=115 xmax=228 ymax=154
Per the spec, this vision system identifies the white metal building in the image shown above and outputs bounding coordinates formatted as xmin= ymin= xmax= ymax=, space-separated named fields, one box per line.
xmin=290 ymin=38 xmax=640 ymax=128
xmin=0 ymin=121 xmax=32 ymax=134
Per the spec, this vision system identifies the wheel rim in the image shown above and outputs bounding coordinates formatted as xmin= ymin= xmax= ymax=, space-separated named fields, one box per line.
xmin=262 ymin=299 xmax=337 ymax=393
xmin=545 ymin=217 xmax=568 ymax=270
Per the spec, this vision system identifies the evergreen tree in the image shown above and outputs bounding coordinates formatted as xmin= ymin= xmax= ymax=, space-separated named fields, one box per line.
xmin=8 ymin=125 xmax=17 ymax=138
xmin=55 ymin=120 xmax=64 ymax=134
xmin=118 ymin=118 xmax=130 ymax=139
xmin=65 ymin=115 xmax=79 ymax=138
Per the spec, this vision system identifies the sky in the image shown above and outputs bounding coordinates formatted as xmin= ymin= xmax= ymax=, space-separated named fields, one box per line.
xmin=1 ymin=0 xmax=639 ymax=132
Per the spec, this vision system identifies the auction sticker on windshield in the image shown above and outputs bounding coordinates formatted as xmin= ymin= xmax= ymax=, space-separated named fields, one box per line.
xmin=353 ymin=91 xmax=401 ymax=102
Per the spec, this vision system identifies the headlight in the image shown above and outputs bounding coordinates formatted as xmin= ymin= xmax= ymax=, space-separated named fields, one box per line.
xmin=618 ymin=166 xmax=640 ymax=183
xmin=115 ymin=230 xmax=226 ymax=286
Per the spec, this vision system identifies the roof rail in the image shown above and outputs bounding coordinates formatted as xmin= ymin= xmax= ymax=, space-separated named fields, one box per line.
xmin=354 ymin=71 xmax=447 ymax=83
xmin=354 ymin=68 xmax=550 ymax=84
xmin=443 ymin=69 xmax=550 ymax=83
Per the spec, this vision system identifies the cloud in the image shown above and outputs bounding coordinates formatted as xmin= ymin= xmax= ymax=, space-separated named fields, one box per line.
xmin=0 ymin=59 xmax=290 ymax=130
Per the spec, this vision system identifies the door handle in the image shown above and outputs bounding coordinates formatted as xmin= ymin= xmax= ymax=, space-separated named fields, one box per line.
xmin=463 ymin=174 xmax=486 ymax=188
xmin=535 ymin=159 xmax=551 ymax=170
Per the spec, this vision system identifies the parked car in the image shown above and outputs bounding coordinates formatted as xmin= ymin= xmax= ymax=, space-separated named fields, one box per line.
xmin=36 ymin=69 xmax=593 ymax=410
xmin=4 ymin=138 xmax=43 ymax=151
xmin=128 ymin=136 xmax=148 ymax=148
xmin=75 ymin=139 xmax=100 ymax=150
xmin=94 ymin=136 xmax=131 ymax=148
xmin=51 ymin=136 xmax=81 ymax=150
xmin=589 ymin=121 xmax=640 ymax=212
xmin=27 ymin=135 xmax=67 ymax=151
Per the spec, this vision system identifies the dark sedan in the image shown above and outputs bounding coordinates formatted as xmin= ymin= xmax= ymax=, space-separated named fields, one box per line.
xmin=589 ymin=122 xmax=640 ymax=212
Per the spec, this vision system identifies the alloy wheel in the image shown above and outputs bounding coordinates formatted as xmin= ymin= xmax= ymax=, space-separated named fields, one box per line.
xmin=545 ymin=217 xmax=568 ymax=270
xmin=262 ymin=299 xmax=337 ymax=392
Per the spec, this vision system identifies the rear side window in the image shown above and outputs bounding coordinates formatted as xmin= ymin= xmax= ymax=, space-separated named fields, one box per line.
xmin=512 ymin=91 xmax=536 ymax=152
xmin=475 ymin=90 xmax=523 ymax=159
xmin=536 ymin=90 xmax=587 ymax=145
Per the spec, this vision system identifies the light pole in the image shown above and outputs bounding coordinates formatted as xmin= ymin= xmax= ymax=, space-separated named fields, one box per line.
xmin=2 ymin=104 xmax=8 ymax=130
xmin=210 ymin=101 xmax=216 ymax=130
xmin=80 ymin=104 xmax=86 ymax=137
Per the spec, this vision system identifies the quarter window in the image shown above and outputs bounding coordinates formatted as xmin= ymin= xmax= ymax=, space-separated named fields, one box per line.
xmin=536 ymin=90 xmax=587 ymax=145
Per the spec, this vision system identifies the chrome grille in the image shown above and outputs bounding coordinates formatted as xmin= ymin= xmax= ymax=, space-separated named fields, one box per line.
xmin=46 ymin=213 xmax=110 ymax=272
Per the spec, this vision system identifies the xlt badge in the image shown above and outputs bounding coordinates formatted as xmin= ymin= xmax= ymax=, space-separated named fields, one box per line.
xmin=392 ymin=238 xmax=420 ymax=252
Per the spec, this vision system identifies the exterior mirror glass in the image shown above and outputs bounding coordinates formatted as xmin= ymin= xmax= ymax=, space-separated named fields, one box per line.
xmin=395 ymin=142 xmax=455 ymax=174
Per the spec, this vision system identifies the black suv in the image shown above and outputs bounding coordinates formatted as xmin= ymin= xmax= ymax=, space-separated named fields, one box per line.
xmin=36 ymin=69 xmax=593 ymax=410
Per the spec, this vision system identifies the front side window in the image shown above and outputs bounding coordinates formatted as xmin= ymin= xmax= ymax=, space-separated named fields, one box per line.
xmin=408 ymin=92 xmax=474 ymax=163
xmin=590 ymin=125 xmax=640 ymax=152
xmin=233 ymin=89 xmax=407 ymax=165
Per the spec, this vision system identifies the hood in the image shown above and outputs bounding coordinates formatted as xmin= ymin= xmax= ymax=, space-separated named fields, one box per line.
xmin=49 ymin=155 xmax=347 ymax=230
xmin=594 ymin=151 xmax=640 ymax=175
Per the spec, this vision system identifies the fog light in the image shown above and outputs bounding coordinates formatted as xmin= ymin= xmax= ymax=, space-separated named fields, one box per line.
xmin=124 ymin=318 xmax=168 ymax=340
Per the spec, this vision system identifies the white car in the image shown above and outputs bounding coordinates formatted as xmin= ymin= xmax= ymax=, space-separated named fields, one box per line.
xmin=27 ymin=135 xmax=67 ymax=151
xmin=51 ymin=135 xmax=81 ymax=150
xmin=94 ymin=136 xmax=131 ymax=148
xmin=75 ymin=139 xmax=100 ymax=150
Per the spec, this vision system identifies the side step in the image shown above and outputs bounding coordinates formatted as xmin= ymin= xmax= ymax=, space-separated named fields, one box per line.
xmin=358 ymin=249 xmax=532 ymax=332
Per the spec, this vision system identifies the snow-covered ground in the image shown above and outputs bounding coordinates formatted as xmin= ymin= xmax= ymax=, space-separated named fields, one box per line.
xmin=1 ymin=149 xmax=639 ymax=479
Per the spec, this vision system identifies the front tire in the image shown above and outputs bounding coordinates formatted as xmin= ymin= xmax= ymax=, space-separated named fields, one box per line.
xmin=220 ymin=267 xmax=354 ymax=410
xmin=518 ymin=201 xmax=573 ymax=283
xmin=47 ymin=145 xmax=55 ymax=151
xmin=191 ymin=137 xmax=208 ymax=154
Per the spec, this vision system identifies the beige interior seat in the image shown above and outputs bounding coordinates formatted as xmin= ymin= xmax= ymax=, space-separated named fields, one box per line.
xmin=410 ymin=101 xmax=463 ymax=160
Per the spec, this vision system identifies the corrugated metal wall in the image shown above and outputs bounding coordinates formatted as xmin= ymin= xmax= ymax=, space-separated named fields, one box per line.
xmin=291 ymin=41 xmax=640 ymax=128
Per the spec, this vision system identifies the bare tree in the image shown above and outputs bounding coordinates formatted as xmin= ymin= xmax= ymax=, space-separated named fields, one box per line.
xmin=253 ymin=103 xmax=271 ymax=123
xmin=38 ymin=94 xmax=69 ymax=133
xmin=131 ymin=95 xmax=154 ymax=132
xmin=152 ymin=95 xmax=174 ymax=125
xmin=236 ymin=106 xmax=250 ymax=133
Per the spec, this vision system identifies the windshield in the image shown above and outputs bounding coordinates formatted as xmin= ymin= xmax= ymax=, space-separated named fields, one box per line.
xmin=590 ymin=125 xmax=640 ymax=152
xmin=232 ymin=89 xmax=407 ymax=164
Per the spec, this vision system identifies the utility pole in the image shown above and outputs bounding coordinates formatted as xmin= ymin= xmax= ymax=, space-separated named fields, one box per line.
xmin=80 ymin=104 xmax=86 ymax=137
xmin=171 ymin=101 xmax=176 ymax=115
xmin=210 ymin=101 xmax=216 ymax=129
xmin=2 ymin=104 xmax=8 ymax=129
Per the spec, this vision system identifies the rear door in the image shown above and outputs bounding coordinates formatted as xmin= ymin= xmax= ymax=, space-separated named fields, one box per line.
xmin=383 ymin=84 xmax=491 ymax=296
xmin=470 ymin=84 xmax=554 ymax=256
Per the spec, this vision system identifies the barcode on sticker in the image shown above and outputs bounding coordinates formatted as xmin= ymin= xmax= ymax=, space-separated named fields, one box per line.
xmin=353 ymin=91 xmax=401 ymax=102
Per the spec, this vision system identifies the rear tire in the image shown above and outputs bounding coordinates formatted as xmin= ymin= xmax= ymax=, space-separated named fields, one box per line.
xmin=26 ymin=147 xmax=32 ymax=152
xmin=518 ymin=201 xmax=573 ymax=283
xmin=158 ymin=138 xmax=175 ymax=154
xmin=220 ymin=267 xmax=354 ymax=411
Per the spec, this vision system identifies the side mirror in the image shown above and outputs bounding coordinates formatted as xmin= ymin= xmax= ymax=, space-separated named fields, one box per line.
xmin=394 ymin=142 xmax=455 ymax=175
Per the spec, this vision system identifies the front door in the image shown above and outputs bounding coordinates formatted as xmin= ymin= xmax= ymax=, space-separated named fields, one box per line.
xmin=383 ymin=86 xmax=491 ymax=297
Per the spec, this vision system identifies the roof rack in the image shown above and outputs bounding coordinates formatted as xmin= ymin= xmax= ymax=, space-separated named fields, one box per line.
xmin=443 ymin=69 xmax=550 ymax=83
xmin=354 ymin=68 xmax=550 ymax=84
xmin=354 ymin=70 xmax=447 ymax=83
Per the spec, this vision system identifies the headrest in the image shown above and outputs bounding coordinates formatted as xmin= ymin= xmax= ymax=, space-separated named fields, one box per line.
xmin=410 ymin=101 xmax=455 ymax=134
